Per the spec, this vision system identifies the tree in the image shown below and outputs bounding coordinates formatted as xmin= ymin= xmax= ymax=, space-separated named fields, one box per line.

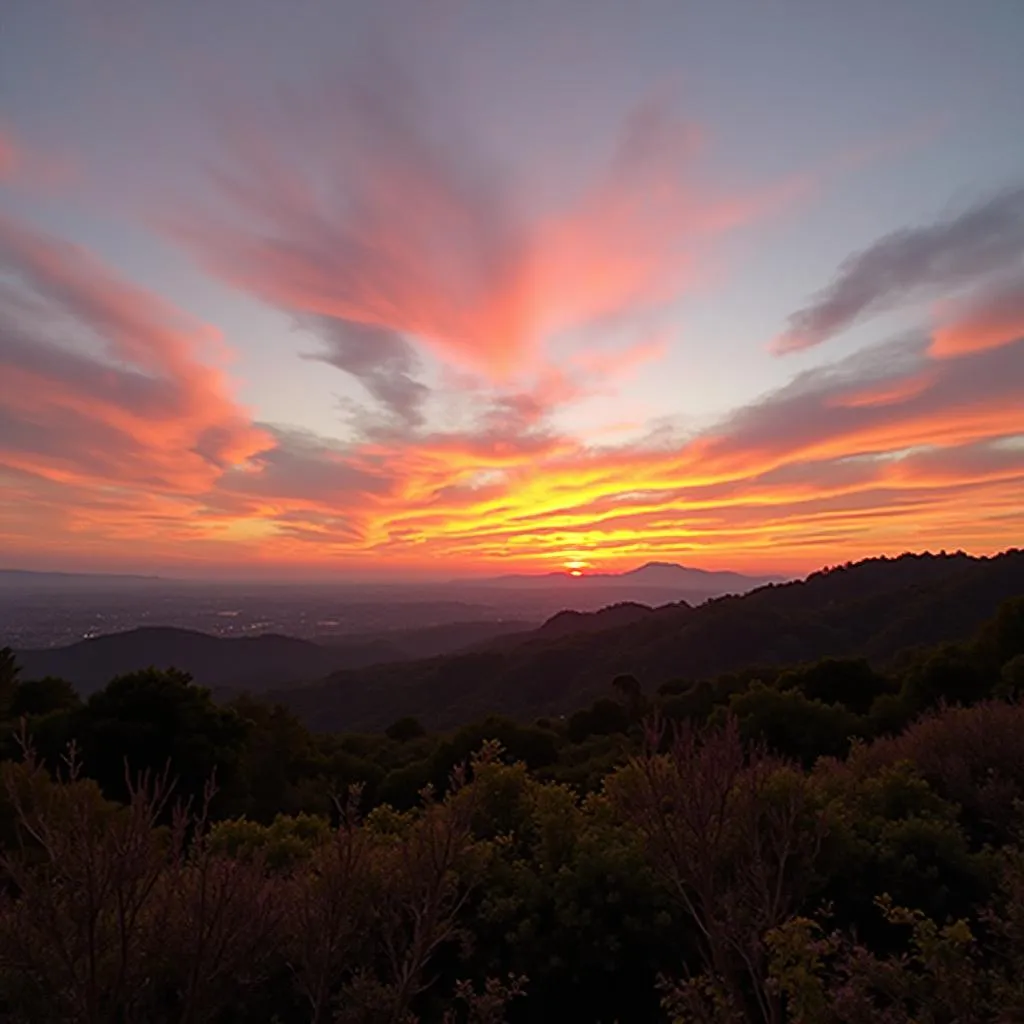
xmin=0 ymin=647 xmax=20 ymax=716
xmin=977 ymin=595 xmax=1024 ymax=667
xmin=777 ymin=658 xmax=890 ymax=715
xmin=432 ymin=718 xmax=558 ymax=786
xmin=997 ymin=654 xmax=1024 ymax=698
xmin=0 ymin=748 xmax=283 ymax=1024
xmin=10 ymin=676 xmax=80 ymax=718
xmin=725 ymin=683 xmax=864 ymax=764
xmin=608 ymin=718 xmax=825 ymax=1024
xmin=226 ymin=694 xmax=325 ymax=822
xmin=386 ymin=716 xmax=427 ymax=743
xmin=901 ymin=644 xmax=992 ymax=710
xmin=612 ymin=674 xmax=645 ymax=719
xmin=77 ymin=668 xmax=249 ymax=808
xmin=0 ymin=747 xmax=177 ymax=1023
xmin=566 ymin=699 xmax=630 ymax=743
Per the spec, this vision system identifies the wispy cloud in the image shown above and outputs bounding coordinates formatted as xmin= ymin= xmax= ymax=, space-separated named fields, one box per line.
xmin=5 ymin=299 xmax=1022 ymax=572
xmin=930 ymin=270 xmax=1024 ymax=358
xmin=0 ymin=214 xmax=270 ymax=494
xmin=3 ymin=111 xmax=1023 ymax=575
xmin=299 ymin=317 xmax=429 ymax=428
xmin=181 ymin=329 xmax=1023 ymax=573
xmin=171 ymin=68 xmax=795 ymax=403
xmin=775 ymin=185 xmax=1024 ymax=353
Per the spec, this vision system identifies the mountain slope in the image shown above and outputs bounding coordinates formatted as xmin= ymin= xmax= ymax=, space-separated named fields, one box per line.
xmin=463 ymin=561 xmax=780 ymax=592
xmin=13 ymin=620 xmax=533 ymax=695
xmin=14 ymin=628 xmax=339 ymax=695
xmin=269 ymin=550 xmax=1024 ymax=732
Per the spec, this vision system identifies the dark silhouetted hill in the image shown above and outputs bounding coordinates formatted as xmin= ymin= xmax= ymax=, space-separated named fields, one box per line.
xmin=536 ymin=602 xmax=657 ymax=638
xmin=13 ymin=620 xmax=533 ymax=695
xmin=472 ymin=561 xmax=781 ymax=590
xmin=268 ymin=550 xmax=1024 ymax=732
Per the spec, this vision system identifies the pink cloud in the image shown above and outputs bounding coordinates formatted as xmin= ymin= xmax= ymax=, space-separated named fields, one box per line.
xmin=931 ymin=272 xmax=1024 ymax=358
xmin=171 ymin=77 xmax=795 ymax=389
xmin=569 ymin=331 xmax=672 ymax=380
xmin=4 ymin=120 xmax=1023 ymax=575
xmin=0 ymin=124 xmax=76 ymax=193
xmin=0 ymin=214 xmax=271 ymax=495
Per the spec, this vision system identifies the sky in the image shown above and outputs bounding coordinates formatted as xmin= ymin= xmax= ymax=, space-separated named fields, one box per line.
xmin=1 ymin=0 xmax=1023 ymax=580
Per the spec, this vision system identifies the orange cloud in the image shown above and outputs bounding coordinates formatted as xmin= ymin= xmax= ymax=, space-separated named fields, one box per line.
xmin=173 ymin=80 xmax=794 ymax=386
xmin=931 ymin=273 xmax=1024 ymax=358
xmin=0 ymin=214 xmax=270 ymax=497
xmin=828 ymin=371 xmax=937 ymax=409
xmin=102 ymin=330 xmax=1013 ymax=578
xmin=3 ymin=176 xmax=1024 ymax=577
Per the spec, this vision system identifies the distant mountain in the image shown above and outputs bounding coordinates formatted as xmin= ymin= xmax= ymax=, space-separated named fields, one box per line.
xmin=464 ymin=561 xmax=782 ymax=593
xmin=269 ymin=550 xmax=1024 ymax=732
xmin=13 ymin=619 xmax=533 ymax=696
xmin=0 ymin=569 xmax=164 ymax=589
xmin=616 ymin=562 xmax=784 ymax=590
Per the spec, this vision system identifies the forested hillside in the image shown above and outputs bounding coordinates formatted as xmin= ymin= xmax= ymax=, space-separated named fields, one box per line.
xmin=271 ymin=550 xmax=1024 ymax=731
xmin=0 ymin=551 xmax=1022 ymax=1022
xmin=13 ymin=619 xmax=533 ymax=695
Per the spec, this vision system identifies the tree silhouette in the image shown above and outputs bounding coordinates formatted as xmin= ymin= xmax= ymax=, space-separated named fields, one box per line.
xmin=77 ymin=668 xmax=249 ymax=807
xmin=0 ymin=647 xmax=20 ymax=715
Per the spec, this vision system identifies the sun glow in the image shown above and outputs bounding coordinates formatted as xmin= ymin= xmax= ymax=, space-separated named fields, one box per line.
xmin=564 ymin=559 xmax=591 ymax=577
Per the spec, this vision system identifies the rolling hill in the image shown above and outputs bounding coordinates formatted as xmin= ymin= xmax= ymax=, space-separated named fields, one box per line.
xmin=266 ymin=550 xmax=1024 ymax=732
xmin=436 ymin=561 xmax=784 ymax=609
xmin=13 ymin=619 xmax=533 ymax=695
xmin=466 ymin=561 xmax=782 ymax=591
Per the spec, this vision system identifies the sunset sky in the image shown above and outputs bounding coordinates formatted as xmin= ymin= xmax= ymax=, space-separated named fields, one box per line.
xmin=2 ymin=0 xmax=1023 ymax=579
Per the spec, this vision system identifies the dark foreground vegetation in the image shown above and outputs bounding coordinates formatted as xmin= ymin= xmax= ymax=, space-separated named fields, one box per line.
xmin=0 ymin=551 xmax=1023 ymax=1021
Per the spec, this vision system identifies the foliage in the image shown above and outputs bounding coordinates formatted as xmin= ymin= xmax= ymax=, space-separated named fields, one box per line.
xmin=75 ymin=668 xmax=250 ymax=808
xmin=722 ymin=683 xmax=865 ymax=764
xmin=0 ymin=575 xmax=1023 ymax=1020
xmin=609 ymin=718 xmax=824 ymax=1024
xmin=266 ymin=550 xmax=1024 ymax=732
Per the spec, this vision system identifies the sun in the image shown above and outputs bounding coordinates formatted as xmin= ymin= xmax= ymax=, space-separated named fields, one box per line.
xmin=563 ymin=559 xmax=591 ymax=577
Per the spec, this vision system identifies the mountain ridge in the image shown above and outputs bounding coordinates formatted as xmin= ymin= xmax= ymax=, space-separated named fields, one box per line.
xmin=268 ymin=549 xmax=1024 ymax=732
xmin=457 ymin=561 xmax=782 ymax=591
xmin=11 ymin=620 xmax=534 ymax=695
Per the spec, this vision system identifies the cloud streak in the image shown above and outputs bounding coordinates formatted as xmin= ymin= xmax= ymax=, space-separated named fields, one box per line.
xmin=930 ymin=271 xmax=1024 ymax=358
xmin=153 ymin=328 xmax=1019 ymax=574
xmin=775 ymin=185 xmax=1024 ymax=353
xmin=300 ymin=317 xmax=428 ymax=428
xmin=3 ymin=109 xmax=1023 ymax=576
xmin=0 ymin=214 xmax=270 ymax=495
xmin=173 ymin=70 xmax=795 ymax=402
xmin=5 ymin=317 xmax=1022 ymax=573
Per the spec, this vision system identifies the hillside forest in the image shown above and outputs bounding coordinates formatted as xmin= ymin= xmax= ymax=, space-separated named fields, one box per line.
xmin=0 ymin=550 xmax=1023 ymax=1022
